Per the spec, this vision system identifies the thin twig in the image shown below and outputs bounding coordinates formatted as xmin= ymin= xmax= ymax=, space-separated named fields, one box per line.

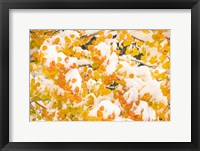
xmin=32 ymin=101 xmax=47 ymax=109
xmin=131 ymin=58 xmax=156 ymax=68
xmin=30 ymin=104 xmax=35 ymax=110
xmin=119 ymin=56 xmax=156 ymax=68
xmin=132 ymin=36 xmax=145 ymax=43
xmin=50 ymin=30 xmax=59 ymax=37
xmin=81 ymin=31 xmax=98 ymax=38
xmin=30 ymin=100 xmax=34 ymax=103
xmin=30 ymin=104 xmax=41 ymax=116
xmin=78 ymin=64 xmax=92 ymax=68
xmin=77 ymin=56 xmax=156 ymax=69
xmin=167 ymin=56 xmax=170 ymax=60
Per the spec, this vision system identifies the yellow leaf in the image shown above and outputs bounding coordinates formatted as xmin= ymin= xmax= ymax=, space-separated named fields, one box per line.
xmin=159 ymin=55 xmax=167 ymax=63
xmin=163 ymin=44 xmax=170 ymax=52
xmin=131 ymin=48 xmax=140 ymax=56
xmin=150 ymin=56 xmax=157 ymax=64
xmin=141 ymin=55 xmax=147 ymax=63
xmin=141 ymin=48 xmax=146 ymax=55
xmin=162 ymin=61 xmax=170 ymax=69
xmin=123 ymin=40 xmax=132 ymax=47
xmin=125 ymin=46 xmax=132 ymax=55
xmin=136 ymin=40 xmax=144 ymax=47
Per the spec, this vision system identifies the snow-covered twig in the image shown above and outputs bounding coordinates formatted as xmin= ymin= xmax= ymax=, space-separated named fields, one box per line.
xmin=131 ymin=58 xmax=156 ymax=68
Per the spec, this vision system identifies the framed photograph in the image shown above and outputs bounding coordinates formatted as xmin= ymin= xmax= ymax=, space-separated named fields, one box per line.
xmin=0 ymin=0 xmax=199 ymax=150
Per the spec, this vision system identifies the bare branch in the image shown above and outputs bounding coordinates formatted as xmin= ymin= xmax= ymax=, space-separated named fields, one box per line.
xmin=30 ymin=104 xmax=41 ymax=116
xmin=78 ymin=64 xmax=92 ymax=68
xmin=132 ymin=36 xmax=145 ymax=43
xmin=31 ymin=100 xmax=47 ymax=109
xmin=131 ymin=58 xmax=156 ymax=68
xmin=50 ymin=30 xmax=59 ymax=38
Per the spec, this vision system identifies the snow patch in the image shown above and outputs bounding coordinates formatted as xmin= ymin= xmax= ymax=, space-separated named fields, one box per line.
xmin=83 ymin=30 xmax=99 ymax=36
xmin=95 ymin=42 xmax=111 ymax=57
xmin=123 ymin=87 xmax=138 ymax=103
xmin=139 ymin=80 xmax=168 ymax=105
xmin=106 ymin=52 xmax=118 ymax=75
xmin=89 ymin=100 xmax=121 ymax=119
xmin=77 ymin=59 xmax=91 ymax=66
xmin=134 ymin=101 xmax=156 ymax=121
xmin=65 ymin=68 xmax=82 ymax=91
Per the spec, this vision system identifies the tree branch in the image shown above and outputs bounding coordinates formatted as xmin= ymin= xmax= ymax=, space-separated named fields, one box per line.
xmin=131 ymin=58 xmax=156 ymax=68
xmin=31 ymin=100 xmax=47 ymax=109
xmin=78 ymin=64 xmax=92 ymax=68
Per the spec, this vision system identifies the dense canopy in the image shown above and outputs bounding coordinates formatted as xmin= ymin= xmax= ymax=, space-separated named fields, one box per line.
xmin=30 ymin=29 xmax=170 ymax=121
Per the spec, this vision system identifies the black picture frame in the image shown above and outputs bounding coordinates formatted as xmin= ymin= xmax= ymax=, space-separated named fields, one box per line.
xmin=0 ymin=0 xmax=200 ymax=151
